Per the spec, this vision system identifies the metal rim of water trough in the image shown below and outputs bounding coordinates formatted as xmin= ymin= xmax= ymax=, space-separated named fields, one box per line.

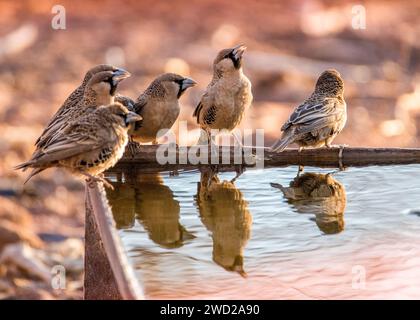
xmin=85 ymin=181 xmax=144 ymax=300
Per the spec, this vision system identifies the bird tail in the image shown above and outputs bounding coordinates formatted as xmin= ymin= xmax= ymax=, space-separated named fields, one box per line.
xmin=14 ymin=160 xmax=45 ymax=184
xmin=270 ymin=182 xmax=295 ymax=198
xmin=23 ymin=168 xmax=45 ymax=184
xmin=270 ymin=182 xmax=286 ymax=192
xmin=14 ymin=161 xmax=33 ymax=172
xmin=270 ymin=131 xmax=295 ymax=152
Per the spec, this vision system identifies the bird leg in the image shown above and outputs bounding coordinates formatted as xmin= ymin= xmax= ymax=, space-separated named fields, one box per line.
xmin=326 ymin=143 xmax=347 ymax=169
xmin=297 ymin=165 xmax=304 ymax=177
xmin=169 ymin=167 xmax=179 ymax=176
xmin=232 ymin=131 xmax=244 ymax=148
xmin=207 ymin=132 xmax=219 ymax=161
xmin=231 ymin=165 xmax=245 ymax=183
xmin=206 ymin=165 xmax=219 ymax=188
xmin=297 ymin=147 xmax=304 ymax=176
xmin=325 ymin=144 xmax=348 ymax=158
xmin=126 ymin=139 xmax=142 ymax=158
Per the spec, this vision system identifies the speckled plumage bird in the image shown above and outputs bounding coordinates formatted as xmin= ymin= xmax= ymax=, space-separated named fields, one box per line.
xmin=193 ymin=44 xmax=252 ymax=145
xmin=271 ymin=172 xmax=346 ymax=234
xmin=15 ymin=103 xmax=142 ymax=187
xmin=31 ymin=68 xmax=131 ymax=162
xmin=129 ymin=73 xmax=196 ymax=145
xmin=271 ymin=69 xmax=347 ymax=152
xmin=35 ymin=64 xmax=125 ymax=149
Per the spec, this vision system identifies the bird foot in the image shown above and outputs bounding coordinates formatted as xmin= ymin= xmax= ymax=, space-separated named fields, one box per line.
xmin=85 ymin=175 xmax=114 ymax=190
xmin=169 ymin=168 xmax=179 ymax=176
xmin=297 ymin=165 xmax=304 ymax=176
xmin=326 ymin=144 xmax=348 ymax=170
xmin=126 ymin=141 xmax=142 ymax=158
xmin=326 ymin=144 xmax=347 ymax=159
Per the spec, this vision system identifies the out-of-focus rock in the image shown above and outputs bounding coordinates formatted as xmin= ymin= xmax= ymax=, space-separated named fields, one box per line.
xmin=0 ymin=243 xmax=50 ymax=282
xmin=45 ymin=238 xmax=84 ymax=274
xmin=300 ymin=2 xmax=348 ymax=37
xmin=164 ymin=58 xmax=190 ymax=76
xmin=380 ymin=119 xmax=406 ymax=137
xmin=396 ymin=84 xmax=420 ymax=137
xmin=0 ymin=24 xmax=38 ymax=58
xmin=211 ymin=24 xmax=240 ymax=48
xmin=0 ymin=220 xmax=43 ymax=251
xmin=0 ymin=197 xmax=33 ymax=227
xmin=0 ymin=238 xmax=84 ymax=300
xmin=105 ymin=46 xmax=126 ymax=67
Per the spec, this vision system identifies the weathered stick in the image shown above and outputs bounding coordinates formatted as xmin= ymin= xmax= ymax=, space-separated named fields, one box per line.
xmin=108 ymin=146 xmax=420 ymax=172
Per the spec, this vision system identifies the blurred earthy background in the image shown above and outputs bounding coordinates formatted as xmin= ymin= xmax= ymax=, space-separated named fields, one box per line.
xmin=0 ymin=0 xmax=419 ymax=299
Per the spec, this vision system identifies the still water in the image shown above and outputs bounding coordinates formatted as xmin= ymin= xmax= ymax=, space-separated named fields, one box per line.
xmin=105 ymin=165 xmax=420 ymax=299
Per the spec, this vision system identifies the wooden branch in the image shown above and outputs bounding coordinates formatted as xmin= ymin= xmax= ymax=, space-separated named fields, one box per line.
xmin=107 ymin=146 xmax=420 ymax=173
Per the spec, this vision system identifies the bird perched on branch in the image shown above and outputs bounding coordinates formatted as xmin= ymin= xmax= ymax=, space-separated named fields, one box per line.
xmin=193 ymin=44 xmax=252 ymax=146
xmin=127 ymin=73 xmax=196 ymax=149
xmin=30 ymin=68 xmax=131 ymax=161
xmin=15 ymin=103 xmax=142 ymax=188
xmin=35 ymin=64 xmax=126 ymax=149
xmin=271 ymin=69 xmax=347 ymax=154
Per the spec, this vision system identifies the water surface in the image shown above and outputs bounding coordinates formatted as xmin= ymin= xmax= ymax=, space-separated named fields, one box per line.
xmin=106 ymin=165 xmax=420 ymax=299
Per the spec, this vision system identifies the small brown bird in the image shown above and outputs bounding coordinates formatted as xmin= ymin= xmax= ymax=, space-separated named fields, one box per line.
xmin=271 ymin=172 xmax=346 ymax=234
xmin=15 ymin=103 xmax=142 ymax=187
xmin=193 ymin=44 xmax=253 ymax=146
xmin=31 ymin=68 xmax=131 ymax=161
xmin=129 ymin=73 xmax=197 ymax=145
xmin=271 ymin=69 xmax=347 ymax=152
xmin=35 ymin=64 xmax=126 ymax=149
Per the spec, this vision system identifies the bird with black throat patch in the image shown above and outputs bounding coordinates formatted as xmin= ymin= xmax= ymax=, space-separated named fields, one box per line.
xmin=126 ymin=73 xmax=196 ymax=153
xmin=35 ymin=64 xmax=128 ymax=150
xmin=193 ymin=44 xmax=253 ymax=147
xmin=271 ymin=69 xmax=347 ymax=154
xmin=15 ymin=103 xmax=142 ymax=188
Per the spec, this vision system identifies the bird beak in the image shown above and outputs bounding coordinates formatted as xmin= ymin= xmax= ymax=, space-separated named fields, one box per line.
xmin=232 ymin=44 xmax=247 ymax=61
xmin=112 ymin=68 xmax=131 ymax=85
xmin=125 ymin=111 xmax=142 ymax=125
xmin=181 ymin=78 xmax=197 ymax=91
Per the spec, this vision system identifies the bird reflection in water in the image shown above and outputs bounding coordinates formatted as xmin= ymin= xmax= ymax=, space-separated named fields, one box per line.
xmin=195 ymin=167 xmax=252 ymax=277
xmin=106 ymin=171 xmax=194 ymax=248
xmin=106 ymin=180 xmax=136 ymax=229
xmin=271 ymin=172 xmax=346 ymax=234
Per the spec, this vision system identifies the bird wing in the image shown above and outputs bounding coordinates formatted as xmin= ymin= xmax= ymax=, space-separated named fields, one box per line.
xmin=32 ymin=119 xmax=110 ymax=165
xmin=193 ymin=101 xmax=203 ymax=123
xmin=35 ymin=88 xmax=83 ymax=147
xmin=193 ymin=91 xmax=216 ymax=125
xmin=134 ymin=93 xmax=148 ymax=115
xmin=281 ymin=98 xmax=342 ymax=135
